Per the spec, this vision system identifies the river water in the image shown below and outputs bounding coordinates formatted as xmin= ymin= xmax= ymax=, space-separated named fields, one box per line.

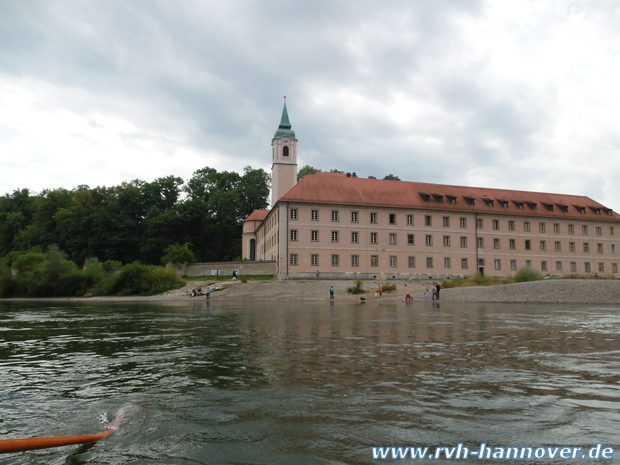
xmin=1 ymin=300 xmax=619 ymax=464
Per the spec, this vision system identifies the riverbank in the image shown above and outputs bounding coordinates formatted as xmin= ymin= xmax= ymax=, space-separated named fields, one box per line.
xmin=3 ymin=279 xmax=620 ymax=304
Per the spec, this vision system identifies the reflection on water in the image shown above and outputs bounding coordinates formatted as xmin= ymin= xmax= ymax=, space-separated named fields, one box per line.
xmin=1 ymin=300 xmax=620 ymax=464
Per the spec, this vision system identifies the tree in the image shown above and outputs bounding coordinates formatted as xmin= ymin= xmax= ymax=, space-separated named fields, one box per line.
xmin=383 ymin=174 xmax=401 ymax=181
xmin=297 ymin=165 xmax=320 ymax=181
xmin=161 ymin=243 xmax=196 ymax=264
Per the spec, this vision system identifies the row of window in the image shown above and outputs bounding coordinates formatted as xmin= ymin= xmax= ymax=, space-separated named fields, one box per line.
xmin=290 ymin=229 xmax=617 ymax=253
xmin=289 ymin=209 xmax=616 ymax=236
xmin=289 ymin=253 xmax=619 ymax=273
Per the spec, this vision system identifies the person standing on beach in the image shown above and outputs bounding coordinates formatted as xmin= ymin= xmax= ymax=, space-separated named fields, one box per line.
xmin=435 ymin=282 xmax=441 ymax=300
xmin=206 ymin=287 xmax=212 ymax=300
xmin=378 ymin=284 xmax=383 ymax=297
xmin=329 ymin=285 xmax=335 ymax=299
xmin=431 ymin=283 xmax=437 ymax=301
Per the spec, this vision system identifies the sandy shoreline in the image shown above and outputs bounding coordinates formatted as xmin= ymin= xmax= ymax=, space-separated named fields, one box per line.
xmin=3 ymin=278 xmax=620 ymax=305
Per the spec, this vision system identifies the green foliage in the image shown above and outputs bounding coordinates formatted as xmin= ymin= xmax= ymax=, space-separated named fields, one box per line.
xmin=513 ymin=268 xmax=543 ymax=283
xmin=381 ymin=282 xmax=397 ymax=292
xmin=442 ymin=274 xmax=508 ymax=289
xmin=347 ymin=280 xmax=365 ymax=294
xmin=161 ymin=243 xmax=196 ymax=264
xmin=13 ymin=252 xmax=46 ymax=273
xmin=105 ymin=261 xmax=185 ymax=296
xmin=383 ymin=174 xmax=401 ymax=181
xmin=102 ymin=260 xmax=123 ymax=273
xmin=297 ymin=165 xmax=320 ymax=181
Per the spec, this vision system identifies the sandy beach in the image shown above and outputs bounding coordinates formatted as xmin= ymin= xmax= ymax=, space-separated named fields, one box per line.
xmin=6 ymin=278 xmax=620 ymax=305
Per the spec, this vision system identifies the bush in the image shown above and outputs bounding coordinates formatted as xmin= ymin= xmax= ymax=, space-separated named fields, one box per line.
xmin=161 ymin=243 xmax=196 ymax=264
xmin=513 ymin=268 xmax=543 ymax=283
xmin=105 ymin=262 xmax=185 ymax=296
xmin=347 ymin=280 xmax=365 ymax=294
xmin=13 ymin=253 xmax=46 ymax=274
xmin=381 ymin=282 xmax=397 ymax=292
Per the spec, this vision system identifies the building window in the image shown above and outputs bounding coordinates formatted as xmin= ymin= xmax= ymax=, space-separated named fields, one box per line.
xmin=585 ymin=262 xmax=591 ymax=273
xmin=370 ymin=232 xmax=378 ymax=244
xmin=443 ymin=236 xmax=451 ymax=247
xmin=568 ymin=224 xmax=574 ymax=234
xmin=332 ymin=210 xmax=339 ymax=222
xmin=494 ymin=238 xmax=500 ymax=249
xmin=526 ymin=260 xmax=532 ymax=269
xmin=461 ymin=258 xmax=468 ymax=269
xmin=371 ymin=255 xmax=379 ymax=267
xmin=331 ymin=231 xmax=339 ymax=242
xmin=351 ymin=255 xmax=359 ymax=267
xmin=494 ymin=259 xmax=501 ymax=270
xmin=351 ymin=211 xmax=358 ymax=223
xmin=370 ymin=212 xmax=378 ymax=224
xmin=408 ymin=256 xmax=416 ymax=268
xmin=351 ymin=231 xmax=358 ymax=243
xmin=508 ymin=220 xmax=515 ymax=231
xmin=611 ymin=227 xmax=615 ymax=236
xmin=477 ymin=238 xmax=484 ymax=248
xmin=569 ymin=242 xmax=575 ymax=252
xmin=613 ymin=263 xmax=618 ymax=273
xmin=539 ymin=223 xmax=546 ymax=233
xmin=510 ymin=260 xmax=517 ymax=271
xmin=443 ymin=217 xmax=450 ymax=227
xmin=476 ymin=218 xmax=483 ymax=229
xmin=331 ymin=254 xmax=339 ymax=266
xmin=554 ymin=224 xmax=560 ymax=234
xmin=555 ymin=241 xmax=561 ymax=251
xmin=460 ymin=236 xmax=467 ymax=248
xmin=444 ymin=257 xmax=451 ymax=268
xmin=599 ymin=263 xmax=605 ymax=273
xmin=509 ymin=239 xmax=516 ymax=250
xmin=570 ymin=262 xmax=577 ymax=273
xmin=311 ymin=230 xmax=318 ymax=241
xmin=596 ymin=226 xmax=602 ymax=236
xmin=612 ymin=244 xmax=616 ymax=253
xmin=390 ymin=256 xmax=397 ymax=267
xmin=426 ymin=257 xmax=433 ymax=268
xmin=311 ymin=210 xmax=318 ymax=221
xmin=408 ymin=234 xmax=415 ymax=245
xmin=389 ymin=233 xmax=397 ymax=244
xmin=425 ymin=215 xmax=432 ymax=226
xmin=556 ymin=261 xmax=563 ymax=272
xmin=582 ymin=225 xmax=589 ymax=235
xmin=290 ymin=254 xmax=298 ymax=266
xmin=290 ymin=209 xmax=298 ymax=220
xmin=493 ymin=220 xmax=499 ymax=230
xmin=541 ymin=261 xmax=548 ymax=272
xmin=311 ymin=254 xmax=319 ymax=266
xmin=389 ymin=214 xmax=396 ymax=224
xmin=425 ymin=235 xmax=433 ymax=246
xmin=583 ymin=243 xmax=589 ymax=253
xmin=524 ymin=222 xmax=530 ymax=232
xmin=540 ymin=241 xmax=546 ymax=251
xmin=460 ymin=218 xmax=467 ymax=228
xmin=407 ymin=214 xmax=414 ymax=225
xmin=290 ymin=230 xmax=298 ymax=241
xmin=525 ymin=240 xmax=531 ymax=250
xmin=597 ymin=243 xmax=603 ymax=253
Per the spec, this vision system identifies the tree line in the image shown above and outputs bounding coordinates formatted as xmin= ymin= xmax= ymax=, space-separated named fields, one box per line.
xmin=0 ymin=166 xmax=270 ymax=267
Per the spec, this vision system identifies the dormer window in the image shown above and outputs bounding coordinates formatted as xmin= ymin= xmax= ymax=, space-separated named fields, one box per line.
xmin=420 ymin=193 xmax=431 ymax=203
xmin=513 ymin=201 xmax=525 ymax=210
xmin=575 ymin=206 xmax=586 ymax=214
xmin=432 ymin=194 xmax=444 ymax=203
xmin=464 ymin=197 xmax=475 ymax=206
xmin=483 ymin=199 xmax=494 ymax=207
xmin=526 ymin=202 xmax=537 ymax=210
xmin=590 ymin=207 xmax=602 ymax=215
xmin=556 ymin=204 xmax=569 ymax=213
xmin=446 ymin=195 xmax=457 ymax=205
xmin=542 ymin=203 xmax=554 ymax=212
xmin=604 ymin=208 xmax=613 ymax=216
xmin=499 ymin=200 xmax=509 ymax=208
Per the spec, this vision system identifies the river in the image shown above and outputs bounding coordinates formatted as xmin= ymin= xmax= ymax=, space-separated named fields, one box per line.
xmin=1 ymin=300 xmax=619 ymax=464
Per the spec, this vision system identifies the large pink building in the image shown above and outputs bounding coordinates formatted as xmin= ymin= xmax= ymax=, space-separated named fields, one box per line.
xmin=243 ymin=102 xmax=620 ymax=280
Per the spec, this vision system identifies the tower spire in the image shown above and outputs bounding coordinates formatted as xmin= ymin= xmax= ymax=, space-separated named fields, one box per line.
xmin=274 ymin=96 xmax=295 ymax=138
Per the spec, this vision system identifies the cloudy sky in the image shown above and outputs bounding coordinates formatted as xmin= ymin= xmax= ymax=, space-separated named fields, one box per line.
xmin=1 ymin=1 xmax=619 ymax=208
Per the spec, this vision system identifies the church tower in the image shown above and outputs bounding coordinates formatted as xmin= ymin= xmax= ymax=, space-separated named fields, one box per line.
xmin=271 ymin=97 xmax=298 ymax=207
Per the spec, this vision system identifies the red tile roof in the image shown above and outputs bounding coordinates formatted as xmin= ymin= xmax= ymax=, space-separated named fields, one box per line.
xmin=244 ymin=209 xmax=270 ymax=222
xmin=279 ymin=172 xmax=620 ymax=221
